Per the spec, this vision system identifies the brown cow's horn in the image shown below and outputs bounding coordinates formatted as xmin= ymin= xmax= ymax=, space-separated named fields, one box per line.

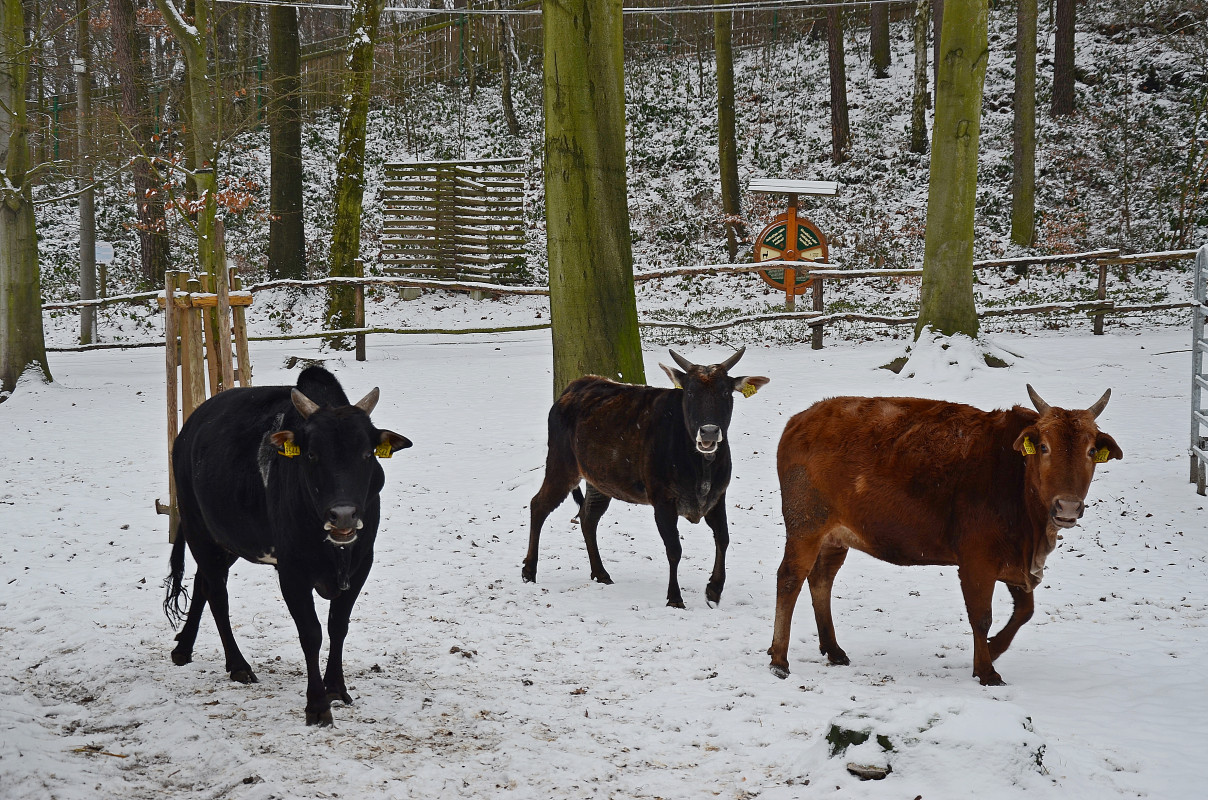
xmin=719 ymin=346 xmax=746 ymax=371
xmin=1026 ymin=384 xmax=1051 ymax=416
xmin=292 ymin=389 xmax=320 ymax=419
xmin=355 ymin=387 xmax=380 ymax=415
xmin=1087 ymin=388 xmax=1111 ymax=419
xmin=669 ymin=349 xmax=695 ymax=371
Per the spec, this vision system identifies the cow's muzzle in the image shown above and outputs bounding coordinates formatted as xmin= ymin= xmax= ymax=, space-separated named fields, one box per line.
xmin=1050 ymin=497 xmax=1084 ymax=529
xmin=324 ymin=505 xmax=363 ymax=545
xmin=696 ymin=425 xmax=723 ymax=458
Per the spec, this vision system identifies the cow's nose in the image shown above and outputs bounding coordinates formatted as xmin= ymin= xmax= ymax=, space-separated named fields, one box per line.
xmin=698 ymin=425 xmax=722 ymax=444
xmin=326 ymin=505 xmax=359 ymax=532
xmin=1051 ymin=497 xmax=1084 ymax=527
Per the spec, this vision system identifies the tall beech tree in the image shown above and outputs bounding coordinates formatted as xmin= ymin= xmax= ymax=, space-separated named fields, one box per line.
xmin=543 ymin=0 xmax=644 ymax=396
xmin=0 ymin=0 xmax=51 ymax=398
xmin=910 ymin=0 xmax=930 ymax=153
xmin=268 ymin=5 xmax=306 ymax=279
xmin=327 ymin=0 xmax=386 ymax=347
xmin=826 ymin=8 xmax=851 ymax=164
xmin=870 ymin=3 xmax=890 ymax=79
xmin=1052 ymin=0 xmax=1076 ymax=115
xmin=1011 ymin=0 xmax=1037 ymax=246
xmin=916 ymin=0 xmax=988 ymax=341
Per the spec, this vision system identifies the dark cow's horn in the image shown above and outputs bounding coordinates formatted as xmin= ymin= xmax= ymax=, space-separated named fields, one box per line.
xmin=719 ymin=346 xmax=746 ymax=372
xmin=1026 ymin=384 xmax=1051 ymax=416
xmin=292 ymin=389 xmax=320 ymax=419
xmin=1087 ymin=388 xmax=1111 ymax=419
xmin=669 ymin=349 xmax=695 ymax=371
xmin=355 ymin=387 xmax=380 ymax=415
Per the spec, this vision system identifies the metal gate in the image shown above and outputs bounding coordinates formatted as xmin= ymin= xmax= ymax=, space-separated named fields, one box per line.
xmin=1190 ymin=244 xmax=1208 ymax=494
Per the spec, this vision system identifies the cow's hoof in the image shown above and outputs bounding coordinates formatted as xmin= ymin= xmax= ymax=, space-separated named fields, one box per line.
xmin=170 ymin=649 xmax=193 ymax=666
xmin=592 ymin=572 xmax=614 ymax=585
xmin=326 ymin=689 xmax=353 ymax=705
xmin=825 ymin=651 xmax=851 ymax=667
xmin=521 ymin=566 xmax=536 ymax=583
xmin=705 ymin=586 xmax=723 ymax=606
xmin=306 ymin=708 xmax=334 ymax=727
xmin=978 ymin=671 xmax=1006 ymax=687
xmin=229 ymin=669 xmax=258 ymax=685
xmin=666 ymin=598 xmax=686 ymax=609
xmin=769 ymin=663 xmax=790 ymax=680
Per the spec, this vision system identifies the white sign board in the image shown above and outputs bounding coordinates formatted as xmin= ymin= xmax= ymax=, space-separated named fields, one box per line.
xmin=95 ymin=241 xmax=114 ymax=264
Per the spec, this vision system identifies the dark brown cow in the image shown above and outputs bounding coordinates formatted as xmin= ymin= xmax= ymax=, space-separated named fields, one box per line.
xmin=768 ymin=385 xmax=1122 ymax=685
xmin=522 ymin=349 xmax=768 ymax=607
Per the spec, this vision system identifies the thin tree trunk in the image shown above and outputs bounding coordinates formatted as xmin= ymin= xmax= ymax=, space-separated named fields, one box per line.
xmin=932 ymin=0 xmax=943 ymax=98
xmin=870 ymin=3 xmax=890 ymax=79
xmin=156 ymin=0 xmax=221 ymax=279
xmin=327 ymin=0 xmax=385 ymax=348
xmin=499 ymin=7 xmax=520 ymax=136
xmin=543 ymin=0 xmax=644 ymax=396
xmin=1051 ymin=0 xmax=1075 ymax=115
xmin=910 ymin=0 xmax=930 ymax=153
xmin=1 ymin=0 xmax=51 ymax=397
xmin=715 ymin=7 xmax=743 ymax=260
xmin=267 ymin=5 xmax=306 ymax=279
xmin=826 ymin=8 xmax=850 ymax=164
xmin=1011 ymin=0 xmax=1037 ymax=246
xmin=916 ymin=0 xmax=988 ymax=340
xmin=111 ymin=0 xmax=170 ymax=288
xmin=77 ymin=0 xmax=96 ymax=344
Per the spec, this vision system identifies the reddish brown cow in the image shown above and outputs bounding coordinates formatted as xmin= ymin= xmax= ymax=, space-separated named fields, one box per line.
xmin=768 ymin=385 xmax=1122 ymax=685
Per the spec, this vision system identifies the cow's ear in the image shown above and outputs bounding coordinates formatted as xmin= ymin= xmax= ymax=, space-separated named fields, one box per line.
xmin=1095 ymin=430 xmax=1124 ymax=461
xmin=733 ymin=375 xmax=769 ymax=398
xmin=660 ymin=363 xmax=685 ymax=388
xmin=270 ymin=430 xmax=294 ymax=447
xmin=1013 ymin=426 xmax=1040 ymax=455
xmin=374 ymin=430 xmax=412 ymax=458
xmin=270 ymin=430 xmax=300 ymax=457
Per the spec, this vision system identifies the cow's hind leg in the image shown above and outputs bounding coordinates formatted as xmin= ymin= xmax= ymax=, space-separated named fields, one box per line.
xmin=181 ymin=531 xmax=256 ymax=683
xmin=959 ymin=564 xmax=1004 ymax=686
xmin=768 ymin=473 xmax=829 ymax=678
xmin=703 ymin=498 xmax=729 ymax=607
xmin=170 ymin=570 xmax=208 ymax=666
xmin=653 ymin=501 xmax=685 ymax=608
xmin=522 ymin=437 xmax=580 ymax=584
xmin=579 ymin=484 xmax=614 ymax=584
xmin=988 ymin=584 xmax=1035 ymax=662
xmin=808 ymin=542 xmax=851 ymax=666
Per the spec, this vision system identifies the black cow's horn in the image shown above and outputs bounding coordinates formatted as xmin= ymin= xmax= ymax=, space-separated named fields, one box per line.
xmin=292 ymin=389 xmax=320 ymax=419
xmin=355 ymin=387 xmax=380 ymax=415
xmin=669 ymin=349 xmax=695 ymax=371
xmin=720 ymin=347 xmax=746 ymax=372
xmin=1026 ymin=384 xmax=1051 ymax=416
xmin=1087 ymin=388 xmax=1111 ymax=419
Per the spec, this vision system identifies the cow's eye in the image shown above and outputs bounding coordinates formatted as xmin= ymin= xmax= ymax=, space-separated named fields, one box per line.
xmin=1088 ymin=447 xmax=1098 ymax=459
xmin=363 ymin=451 xmax=373 ymax=460
xmin=1039 ymin=442 xmax=1050 ymax=454
xmin=307 ymin=451 xmax=318 ymax=463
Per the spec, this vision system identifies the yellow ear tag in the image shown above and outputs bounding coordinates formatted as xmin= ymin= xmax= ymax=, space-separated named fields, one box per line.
xmin=375 ymin=442 xmax=393 ymax=459
xmin=1094 ymin=447 xmax=1110 ymax=463
xmin=1022 ymin=436 xmax=1036 ymax=456
xmin=741 ymin=383 xmax=759 ymax=398
xmin=278 ymin=440 xmax=300 ymax=458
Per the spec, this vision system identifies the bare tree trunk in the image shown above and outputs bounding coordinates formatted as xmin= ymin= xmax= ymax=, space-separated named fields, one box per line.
xmin=268 ymin=5 xmax=306 ymax=279
xmin=1051 ymin=0 xmax=1075 ymax=115
xmin=499 ymin=7 xmax=520 ymax=136
xmin=1010 ymin=0 xmax=1037 ymax=246
xmin=111 ymin=0 xmax=170 ymax=288
xmin=715 ymin=7 xmax=743 ymax=260
xmin=932 ymin=0 xmax=943 ymax=98
xmin=916 ymin=0 xmax=988 ymax=340
xmin=544 ymin=0 xmax=644 ymax=395
xmin=910 ymin=0 xmax=930 ymax=153
xmin=870 ymin=3 xmax=890 ymax=79
xmin=1 ymin=0 xmax=51 ymax=397
xmin=76 ymin=0 xmax=96 ymax=344
xmin=327 ymin=0 xmax=385 ymax=348
xmin=826 ymin=8 xmax=850 ymax=164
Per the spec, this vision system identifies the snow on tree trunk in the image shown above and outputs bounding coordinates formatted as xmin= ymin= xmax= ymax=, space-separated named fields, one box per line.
xmin=543 ymin=0 xmax=644 ymax=397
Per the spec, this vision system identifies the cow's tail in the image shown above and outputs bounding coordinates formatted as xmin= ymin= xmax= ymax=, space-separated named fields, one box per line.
xmin=570 ymin=486 xmax=585 ymax=522
xmin=162 ymin=528 xmax=190 ymax=630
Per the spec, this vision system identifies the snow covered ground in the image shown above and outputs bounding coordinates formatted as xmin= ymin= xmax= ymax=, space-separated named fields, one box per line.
xmin=2 ymin=327 xmax=1206 ymax=798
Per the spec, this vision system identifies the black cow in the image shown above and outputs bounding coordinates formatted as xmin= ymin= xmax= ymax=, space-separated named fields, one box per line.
xmin=522 ymin=348 xmax=769 ymax=607
xmin=163 ymin=366 xmax=411 ymax=725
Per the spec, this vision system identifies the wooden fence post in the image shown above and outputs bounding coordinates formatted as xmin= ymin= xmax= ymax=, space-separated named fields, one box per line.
xmin=163 ymin=271 xmax=180 ymax=543
xmin=182 ymin=275 xmax=208 ymax=416
xmin=1094 ymin=259 xmax=1108 ymax=335
xmin=214 ymin=219 xmax=236 ymax=391
xmin=231 ymin=269 xmax=252 ymax=385
xmin=811 ymin=277 xmax=825 ymax=350
xmin=354 ymin=258 xmax=366 ymax=361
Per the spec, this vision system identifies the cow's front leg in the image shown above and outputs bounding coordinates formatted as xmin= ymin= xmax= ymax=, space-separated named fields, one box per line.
xmin=958 ymin=565 xmax=1003 ymax=686
xmin=279 ymin=570 xmax=331 ymax=726
xmin=703 ymin=498 xmax=729 ymax=607
xmin=988 ymin=583 xmax=1035 ymax=662
xmin=653 ymin=502 xmax=684 ymax=608
xmin=324 ymin=555 xmax=371 ymax=706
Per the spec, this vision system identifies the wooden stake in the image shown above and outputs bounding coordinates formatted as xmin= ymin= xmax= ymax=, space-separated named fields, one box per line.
xmin=214 ymin=219 xmax=236 ymax=391
xmin=163 ymin=270 xmax=180 ymax=543
xmin=231 ymin=270 xmax=252 ymax=386
xmin=182 ymin=276 xmax=208 ymax=417
xmin=354 ymin=258 xmax=366 ymax=362
xmin=197 ymin=273 xmax=221 ymax=396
